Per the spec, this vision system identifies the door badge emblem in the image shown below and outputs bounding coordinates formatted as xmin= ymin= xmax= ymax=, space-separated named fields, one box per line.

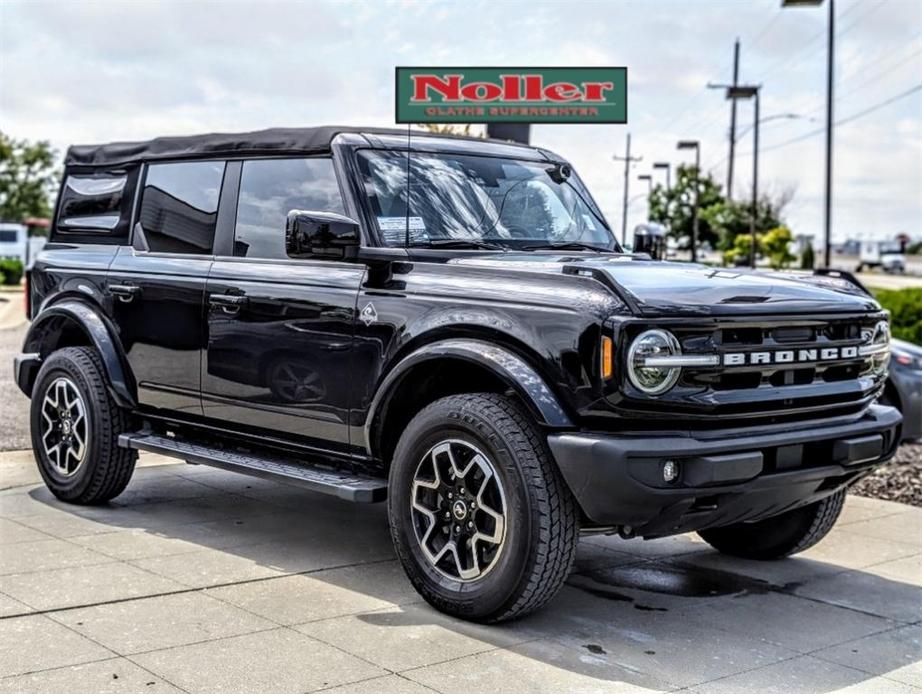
xmin=360 ymin=302 xmax=378 ymax=326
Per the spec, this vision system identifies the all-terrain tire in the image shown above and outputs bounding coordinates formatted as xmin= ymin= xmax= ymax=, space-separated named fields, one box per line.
xmin=387 ymin=393 xmax=580 ymax=622
xmin=698 ymin=490 xmax=846 ymax=560
xmin=30 ymin=347 xmax=137 ymax=504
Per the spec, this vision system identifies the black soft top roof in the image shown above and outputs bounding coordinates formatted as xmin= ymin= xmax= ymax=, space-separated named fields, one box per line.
xmin=65 ymin=125 xmax=494 ymax=168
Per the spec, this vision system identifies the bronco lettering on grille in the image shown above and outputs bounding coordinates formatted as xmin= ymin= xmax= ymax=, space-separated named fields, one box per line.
xmin=723 ymin=346 xmax=859 ymax=367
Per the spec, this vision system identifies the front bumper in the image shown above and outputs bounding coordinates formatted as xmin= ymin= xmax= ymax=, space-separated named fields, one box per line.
xmin=548 ymin=404 xmax=902 ymax=537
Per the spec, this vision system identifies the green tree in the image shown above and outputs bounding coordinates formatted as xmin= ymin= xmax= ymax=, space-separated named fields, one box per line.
xmin=699 ymin=195 xmax=786 ymax=254
xmin=723 ymin=231 xmax=761 ymax=267
xmin=0 ymin=132 xmax=58 ymax=222
xmin=648 ymin=164 xmax=724 ymax=249
xmin=761 ymin=226 xmax=796 ymax=269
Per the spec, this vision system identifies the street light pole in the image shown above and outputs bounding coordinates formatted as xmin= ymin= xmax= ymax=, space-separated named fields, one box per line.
xmin=653 ymin=162 xmax=671 ymax=190
xmin=752 ymin=89 xmax=760 ymax=270
xmin=637 ymin=174 xmax=653 ymax=196
xmin=677 ymin=141 xmax=700 ymax=263
xmin=725 ymin=84 xmax=761 ymax=269
xmin=824 ymin=0 xmax=835 ymax=267
xmin=782 ymin=0 xmax=834 ymax=267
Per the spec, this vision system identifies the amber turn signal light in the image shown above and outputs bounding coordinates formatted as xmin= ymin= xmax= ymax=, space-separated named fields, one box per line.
xmin=601 ymin=336 xmax=614 ymax=380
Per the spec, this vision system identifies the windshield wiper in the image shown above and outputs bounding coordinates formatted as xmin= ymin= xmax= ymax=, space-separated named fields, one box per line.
xmin=415 ymin=239 xmax=507 ymax=251
xmin=521 ymin=242 xmax=611 ymax=253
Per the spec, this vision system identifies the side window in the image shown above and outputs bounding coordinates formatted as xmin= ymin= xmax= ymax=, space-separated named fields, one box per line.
xmin=234 ymin=158 xmax=345 ymax=259
xmin=57 ymin=174 xmax=127 ymax=232
xmin=138 ymin=161 xmax=225 ymax=254
xmin=54 ymin=168 xmax=139 ymax=242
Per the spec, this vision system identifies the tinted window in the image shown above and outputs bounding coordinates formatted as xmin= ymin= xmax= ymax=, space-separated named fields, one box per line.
xmin=57 ymin=174 xmax=128 ymax=232
xmin=138 ymin=161 xmax=225 ymax=254
xmin=234 ymin=158 xmax=344 ymax=259
xmin=0 ymin=230 xmax=18 ymax=243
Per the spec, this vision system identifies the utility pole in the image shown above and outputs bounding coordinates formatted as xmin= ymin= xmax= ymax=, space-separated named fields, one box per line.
xmin=707 ymin=38 xmax=741 ymax=199
xmin=728 ymin=38 xmax=740 ymax=199
xmin=613 ymin=133 xmax=642 ymax=245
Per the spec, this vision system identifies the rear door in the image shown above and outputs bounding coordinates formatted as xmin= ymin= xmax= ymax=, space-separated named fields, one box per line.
xmin=107 ymin=160 xmax=227 ymax=416
xmin=201 ymin=157 xmax=364 ymax=454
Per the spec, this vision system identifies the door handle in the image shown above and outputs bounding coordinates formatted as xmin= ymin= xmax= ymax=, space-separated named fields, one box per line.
xmin=109 ymin=284 xmax=141 ymax=303
xmin=209 ymin=293 xmax=248 ymax=314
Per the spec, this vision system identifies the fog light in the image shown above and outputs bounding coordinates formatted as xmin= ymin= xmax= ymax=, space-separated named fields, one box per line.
xmin=663 ymin=460 xmax=680 ymax=483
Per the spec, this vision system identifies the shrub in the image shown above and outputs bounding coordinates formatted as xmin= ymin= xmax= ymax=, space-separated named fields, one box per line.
xmin=0 ymin=258 xmax=24 ymax=285
xmin=801 ymin=244 xmax=815 ymax=270
xmin=874 ymin=288 xmax=922 ymax=345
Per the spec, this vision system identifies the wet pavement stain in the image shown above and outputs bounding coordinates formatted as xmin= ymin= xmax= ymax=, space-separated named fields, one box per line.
xmin=568 ymin=561 xmax=777 ymax=609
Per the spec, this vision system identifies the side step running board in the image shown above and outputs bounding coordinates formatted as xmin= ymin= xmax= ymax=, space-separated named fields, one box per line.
xmin=118 ymin=432 xmax=387 ymax=503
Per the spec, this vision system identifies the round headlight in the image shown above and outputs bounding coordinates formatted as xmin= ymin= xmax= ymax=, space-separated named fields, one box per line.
xmin=866 ymin=321 xmax=891 ymax=375
xmin=627 ymin=329 xmax=682 ymax=395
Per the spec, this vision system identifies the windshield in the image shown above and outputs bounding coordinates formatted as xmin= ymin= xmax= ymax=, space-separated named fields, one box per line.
xmin=356 ymin=150 xmax=618 ymax=250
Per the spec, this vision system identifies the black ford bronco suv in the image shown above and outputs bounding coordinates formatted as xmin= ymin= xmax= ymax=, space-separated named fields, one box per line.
xmin=15 ymin=126 xmax=901 ymax=622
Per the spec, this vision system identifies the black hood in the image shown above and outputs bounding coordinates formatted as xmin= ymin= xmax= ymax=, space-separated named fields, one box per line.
xmin=451 ymin=254 xmax=881 ymax=317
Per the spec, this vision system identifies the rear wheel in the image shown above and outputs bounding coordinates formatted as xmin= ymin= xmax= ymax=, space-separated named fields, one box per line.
xmin=30 ymin=347 xmax=137 ymax=504
xmin=698 ymin=490 xmax=845 ymax=560
xmin=387 ymin=393 xmax=579 ymax=622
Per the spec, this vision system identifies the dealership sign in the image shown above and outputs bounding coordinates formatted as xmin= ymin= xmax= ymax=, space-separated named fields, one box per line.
xmin=396 ymin=67 xmax=627 ymax=123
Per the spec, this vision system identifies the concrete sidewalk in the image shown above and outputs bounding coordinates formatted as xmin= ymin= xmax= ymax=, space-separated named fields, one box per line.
xmin=0 ymin=449 xmax=919 ymax=693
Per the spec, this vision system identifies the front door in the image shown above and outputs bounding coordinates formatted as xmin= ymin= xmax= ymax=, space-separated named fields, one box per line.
xmin=201 ymin=157 xmax=363 ymax=454
xmin=108 ymin=160 xmax=227 ymax=416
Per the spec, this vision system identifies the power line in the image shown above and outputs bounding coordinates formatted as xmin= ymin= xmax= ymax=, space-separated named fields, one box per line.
xmin=745 ymin=0 xmax=888 ymax=87
xmin=742 ymin=83 xmax=922 ymax=155
xmin=806 ymin=43 xmax=922 ymax=115
xmin=706 ymin=82 xmax=922 ymax=174
xmin=655 ymin=3 xmax=795 ymax=137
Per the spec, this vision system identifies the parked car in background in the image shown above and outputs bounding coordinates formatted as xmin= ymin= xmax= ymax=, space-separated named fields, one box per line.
xmin=858 ymin=240 xmax=906 ymax=274
xmin=884 ymin=338 xmax=922 ymax=441
xmin=0 ymin=223 xmax=27 ymax=260
xmin=0 ymin=222 xmax=47 ymax=269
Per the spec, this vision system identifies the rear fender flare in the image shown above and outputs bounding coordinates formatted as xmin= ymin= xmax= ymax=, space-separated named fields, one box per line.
xmin=21 ymin=299 xmax=136 ymax=408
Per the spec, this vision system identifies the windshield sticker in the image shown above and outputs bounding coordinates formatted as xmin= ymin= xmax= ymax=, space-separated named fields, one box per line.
xmin=378 ymin=216 xmax=429 ymax=245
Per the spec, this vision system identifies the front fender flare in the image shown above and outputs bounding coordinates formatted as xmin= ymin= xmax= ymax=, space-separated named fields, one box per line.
xmin=20 ymin=299 xmax=136 ymax=408
xmin=365 ymin=338 xmax=573 ymax=456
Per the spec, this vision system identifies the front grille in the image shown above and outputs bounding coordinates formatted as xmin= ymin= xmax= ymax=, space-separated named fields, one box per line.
xmin=611 ymin=313 xmax=888 ymax=427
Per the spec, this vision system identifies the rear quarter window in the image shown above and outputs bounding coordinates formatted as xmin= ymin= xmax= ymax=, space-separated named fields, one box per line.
xmin=53 ymin=167 xmax=139 ymax=243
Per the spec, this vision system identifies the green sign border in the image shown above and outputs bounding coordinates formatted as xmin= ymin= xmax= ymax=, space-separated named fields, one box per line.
xmin=395 ymin=66 xmax=628 ymax=124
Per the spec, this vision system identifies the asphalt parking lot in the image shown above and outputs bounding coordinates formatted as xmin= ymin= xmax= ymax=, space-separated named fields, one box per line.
xmin=1 ymin=450 xmax=920 ymax=693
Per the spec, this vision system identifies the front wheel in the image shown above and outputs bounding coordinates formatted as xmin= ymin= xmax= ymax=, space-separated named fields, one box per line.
xmin=387 ymin=393 xmax=579 ymax=622
xmin=697 ymin=490 xmax=845 ymax=560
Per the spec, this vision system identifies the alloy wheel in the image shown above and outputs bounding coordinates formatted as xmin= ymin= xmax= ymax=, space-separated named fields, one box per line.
xmin=410 ymin=439 xmax=507 ymax=582
xmin=40 ymin=377 xmax=89 ymax=477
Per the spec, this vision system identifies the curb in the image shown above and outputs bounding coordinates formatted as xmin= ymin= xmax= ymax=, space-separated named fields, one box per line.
xmin=0 ymin=292 xmax=26 ymax=331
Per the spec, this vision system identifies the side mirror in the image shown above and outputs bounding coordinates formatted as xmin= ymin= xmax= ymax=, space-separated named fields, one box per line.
xmin=285 ymin=210 xmax=360 ymax=260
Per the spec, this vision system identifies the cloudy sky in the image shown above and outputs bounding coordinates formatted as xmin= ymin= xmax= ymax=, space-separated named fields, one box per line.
xmin=1 ymin=0 xmax=919 ymax=243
